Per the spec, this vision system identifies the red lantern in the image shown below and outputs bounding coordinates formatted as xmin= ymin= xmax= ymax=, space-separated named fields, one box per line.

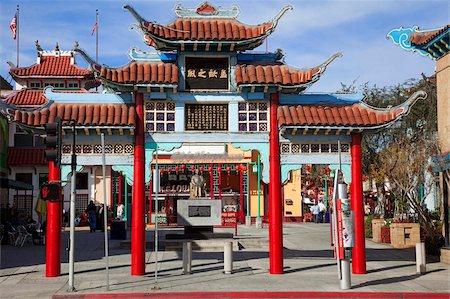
xmin=174 ymin=166 xmax=179 ymax=172
xmin=159 ymin=169 xmax=164 ymax=174
xmin=167 ymin=168 xmax=172 ymax=173
xmin=181 ymin=165 xmax=186 ymax=171
xmin=199 ymin=166 xmax=204 ymax=172
xmin=304 ymin=165 xmax=311 ymax=173
xmin=235 ymin=165 xmax=241 ymax=172
xmin=190 ymin=165 xmax=196 ymax=171
xmin=226 ymin=166 xmax=231 ymax=173
xmin=242 ymin=166 xmax=247 ymax=172
xmin=208 ymin=166 xmax=213 ymax=173
xmin=218 ymin=167 xmax=222 ymax=173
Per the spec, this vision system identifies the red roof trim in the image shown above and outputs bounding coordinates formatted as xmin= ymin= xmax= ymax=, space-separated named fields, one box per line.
xmin=278 ymin=104 xmax=403 ymax=128
xmin=10 ymin=56 xmax=92 ymax=78
xmin=7 ymin=148 xmax=47 ymax=166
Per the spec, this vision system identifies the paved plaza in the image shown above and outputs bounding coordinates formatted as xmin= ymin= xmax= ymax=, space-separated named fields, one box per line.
xmin=1 ymin=223 xmax=449 ymax=298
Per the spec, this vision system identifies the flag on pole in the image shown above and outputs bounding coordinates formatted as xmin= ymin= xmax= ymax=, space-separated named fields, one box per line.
xmin=91 ymin=21 xmax=98 ymax=36
xmin=10 ymin=12 xmax=17 ymax=40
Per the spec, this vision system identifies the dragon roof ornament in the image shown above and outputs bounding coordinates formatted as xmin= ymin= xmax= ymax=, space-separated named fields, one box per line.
xmin=174 ymin=2 xmax=240 ymax=18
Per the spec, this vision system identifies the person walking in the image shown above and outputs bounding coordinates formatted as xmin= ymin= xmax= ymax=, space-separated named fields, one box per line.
xmin=318 ymin=200 xmax=326 ymax=223
xmin=312 ymin=203 xmax=320 ymax=223
xmin=86 ymin=200 xmax=97 ymax=232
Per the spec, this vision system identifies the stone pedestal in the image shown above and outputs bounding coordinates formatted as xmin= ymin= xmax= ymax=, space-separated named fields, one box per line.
xmin=390 ymin=222 xmax=420 ymax=248
xmin=371 ymin=218 xmax=384 ymax=243
xmin=177 ymin=199 xmax=222 ymax=226
xmin=245 ymin=216 xmax=252 ymax=227
xmin=255 ymin=217 xmax=263 ymax=229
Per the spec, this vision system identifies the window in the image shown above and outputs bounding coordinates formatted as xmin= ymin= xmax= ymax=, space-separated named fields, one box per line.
xmin=16 ymin=173 xmax=32 ymax=185
xmin=29 ymin=82 xmax=41 ymax=88
xmin=44 ymin=82 xmax=65 ymax=88
xmin=281 ymin=143 xmax=351 ymax=154
xmin=238 ymin=102 xmax=269 ymax=132
xmin=76 ymin=173 xmax=88 ymax=190
xmin=145 ymin=101 xmax=175 ymax=132
xmin=68 ymin=82 xmax=79 ymax=88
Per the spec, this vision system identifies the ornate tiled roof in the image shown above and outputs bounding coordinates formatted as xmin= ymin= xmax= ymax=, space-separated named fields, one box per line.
xmin=4 ymin=88 xmax=90 ymax=106
xmin=278 ymin=91 xmax=427 ymax=129
xmin=236 ymin=65 xmax=319 ymax=86
xmin=11 ymin=103 xmax=135 ymax=127
xmin=410 ymin=24 xmax=450 ymax=46
xmin=5 ymin=89 xmax=46 ymax=106
xmin=10 ymin=55 xmax=92 ymax=78
xmin=278 ymin=104 xmax=402 ymax=127
xmin=99 ymin=62 xmax=179 ymax=85
xmin=7 ymin=148 xmax=47 ymax=166
xmin=124 ymin=3 xmax=292 ymax=51
xmin=387 ymin=25 xmax=449 ymax=60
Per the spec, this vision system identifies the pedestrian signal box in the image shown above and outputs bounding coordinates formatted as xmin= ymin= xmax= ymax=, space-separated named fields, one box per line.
xmin=40 ymin=182 xmax=60 ymax=202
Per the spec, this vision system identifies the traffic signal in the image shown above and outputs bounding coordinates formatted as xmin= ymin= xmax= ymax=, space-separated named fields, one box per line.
xmin=44 ymin=117 xmax=62 ymax=167
xmin=40 ymin=182 xmax=60 ymax=201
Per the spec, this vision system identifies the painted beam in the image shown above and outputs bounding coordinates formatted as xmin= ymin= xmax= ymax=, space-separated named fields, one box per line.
xmin=146 ymin=132 xmax=269 ymax=143
xmin=280 ymin=153 xmax=351 ymax=165
xmin=61 ymin=155 xmax=134 ymax=165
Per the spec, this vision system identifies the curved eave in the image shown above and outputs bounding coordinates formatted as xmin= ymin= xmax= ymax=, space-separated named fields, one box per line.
xmin=238 ymin=52 xmax=342 ymax=94
xmin=142 ymin=31 xmax=270 ymax=51
xmin=416 ymin=31 xmax=450 ymax=59
xmin=278 ymin=91 xmax=426 ymax=134
xmin=97 ymin=76 xmax=178 ymax=92
xmin=9 ymin=71 xmax=92 ymax=80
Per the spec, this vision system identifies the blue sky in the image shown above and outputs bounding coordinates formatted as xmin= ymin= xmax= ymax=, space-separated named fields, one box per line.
xmin=0 ymin=0 xmax=448 ymax=92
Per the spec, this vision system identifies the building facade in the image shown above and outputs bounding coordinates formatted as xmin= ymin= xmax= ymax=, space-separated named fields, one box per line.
xmin=1 ymin=2 xmax=425 ymax=276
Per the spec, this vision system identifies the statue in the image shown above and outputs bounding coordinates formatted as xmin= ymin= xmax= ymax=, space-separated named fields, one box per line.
xmin=189 ymin=169 xmax=205 ymax=198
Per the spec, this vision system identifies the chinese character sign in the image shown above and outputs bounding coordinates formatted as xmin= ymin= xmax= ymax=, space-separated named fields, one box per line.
xmin=185 ymin=57 xmax=229 ymax=90
xmin=185 ymin=104 xmax=228 ymax=131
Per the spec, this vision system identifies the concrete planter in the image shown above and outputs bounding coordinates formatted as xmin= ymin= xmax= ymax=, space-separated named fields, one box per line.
xmin=371 ymin=218 xmax=384 ymax=243
xmin=390 ymin=222 xmax=420 ymax=248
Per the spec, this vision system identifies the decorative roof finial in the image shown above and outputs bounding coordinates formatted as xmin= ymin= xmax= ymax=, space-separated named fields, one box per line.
xmin=35 ymin=40 xmax=43 ymax=52
xmin=55 ymin=42 xmax=60 ymax=52
xmin=73 ymin=41 xmax=79 ymax=51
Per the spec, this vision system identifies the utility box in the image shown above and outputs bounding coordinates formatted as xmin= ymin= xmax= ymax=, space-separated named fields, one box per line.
xmin=110 ymin=220 xmax=127 ymax=240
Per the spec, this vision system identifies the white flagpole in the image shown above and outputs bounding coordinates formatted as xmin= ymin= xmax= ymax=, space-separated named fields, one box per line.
xmin=101 ymin=133 xmax=110 ymax=291
xmin=16 ymin=5 xmax=19 ymax=67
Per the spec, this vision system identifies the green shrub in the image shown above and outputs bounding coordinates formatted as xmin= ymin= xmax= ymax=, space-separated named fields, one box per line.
xmin=365 ymin=214 xmax=374 ymax=238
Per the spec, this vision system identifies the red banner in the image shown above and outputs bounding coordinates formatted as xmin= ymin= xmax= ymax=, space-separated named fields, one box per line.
xmin=335 ymin=199 xmax=344 ymax=259
xmin=221 ymin=212 xmax=237 ymax=227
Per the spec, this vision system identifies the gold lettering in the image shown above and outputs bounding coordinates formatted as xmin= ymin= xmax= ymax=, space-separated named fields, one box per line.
xmin=187 ymin=69 xmax=196 ymax=78
xmin=198 ymin=69 xmax=207 ymax=78
xmin=208 ymin=69 xmax=218 ymax=78
xmin=220 ymin=69 xmax=227 ymax=78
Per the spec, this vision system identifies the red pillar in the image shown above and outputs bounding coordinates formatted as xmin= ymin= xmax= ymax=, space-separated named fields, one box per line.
xmin=351 ymin=133 xmax=366 ymax=274
xmin=210 ymin=163 xmax=214 ymax=199
xmin=131 ymin=91 xmax=145 ymax=275
xmin=269 ymin=92 xmax=283 ymax=274
xmin=239 ymin=167 xmax=244 ymax=223
xmin=218 ymin=164 xmax=222 ymax=200
xmin=46 ymin=161 xmax=61 ymax=277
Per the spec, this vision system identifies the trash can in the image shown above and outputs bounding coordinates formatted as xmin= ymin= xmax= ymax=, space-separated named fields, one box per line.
xmin=110 ymin=220 xmax=127 ymax=240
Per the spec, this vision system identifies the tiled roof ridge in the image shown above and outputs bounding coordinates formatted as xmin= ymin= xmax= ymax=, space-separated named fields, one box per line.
xmin=10 ymin=55 xmax=92 ymax=77
xmin=277 ymin=91 xmax=427 ymax=129
xmin=11 ymin=102 xmax=136 ymax=127
xmin=410 ymin=24 xmax=450 ymax=46
xmin=98 ymin=61 xmax=179 ymax=85
xmin=4 ymin=89 xmax=47 ymax=106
